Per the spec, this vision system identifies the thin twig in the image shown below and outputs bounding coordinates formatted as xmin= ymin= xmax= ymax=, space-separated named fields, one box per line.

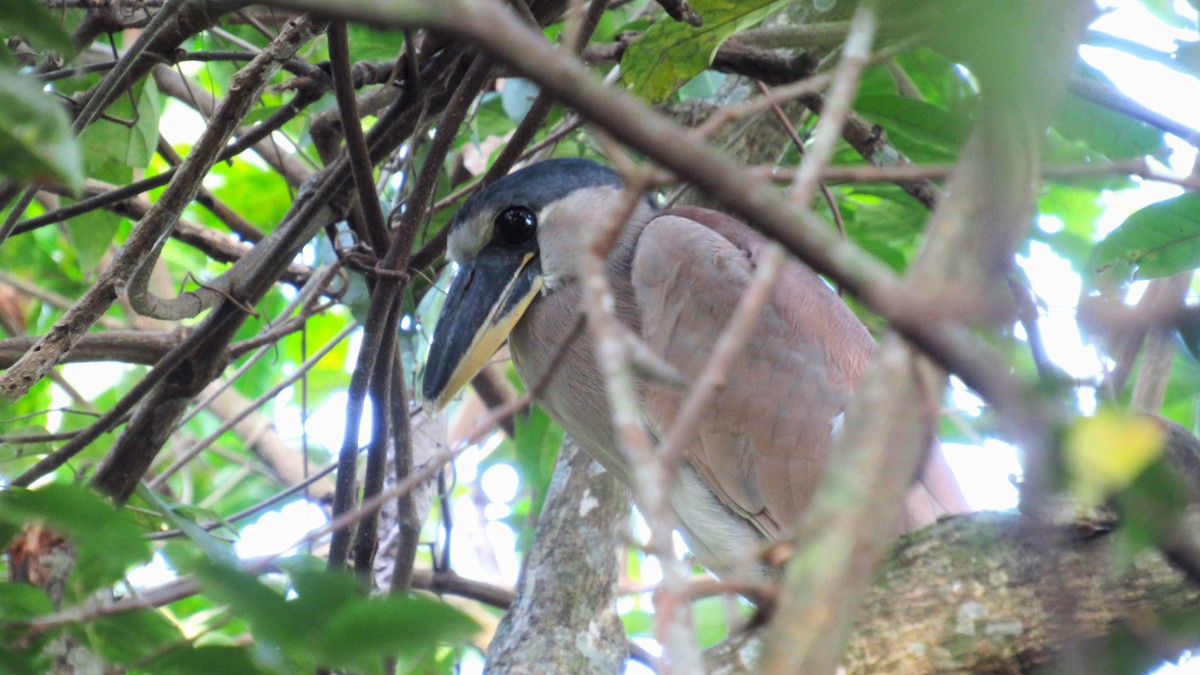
xmin=328 ymin=20 xmax=391 ymax=253
xmin=0 ymin=16 xmax=324 ymax=398
xmin=789 ymin=0 xmax=877 ymax=207
xmin=148 ymin=322 xmax=358 ymax=489
xmin=11 ymin=86 xmax=324 ymax=238
xmin=692 ymin=72 xmax=834 ymax=140
xmin=754 ymin=81 xmax=846 ymax=239
xmin=578 ymin=149 xmax=702 ymax=673
xmin=1130 ymin=273 xmax=1192 ymax=413
xmin=657 ymin=245 xmax=786 ymax=469
xmin=327 ymin=55 xmax=493 ymax=568
xmin=147 ymin=461 xmax=340 ymax=541
xmin=1070 ymin=75 xmax=1200 ymax=148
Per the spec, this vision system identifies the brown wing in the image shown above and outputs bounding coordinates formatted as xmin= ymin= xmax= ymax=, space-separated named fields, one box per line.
xmin=631 ymin=207 xmax=875 ymax=539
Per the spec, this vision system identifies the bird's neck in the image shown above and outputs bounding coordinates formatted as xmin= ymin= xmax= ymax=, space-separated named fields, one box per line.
xmin=603 ymin=201 xmax=658 ymax=331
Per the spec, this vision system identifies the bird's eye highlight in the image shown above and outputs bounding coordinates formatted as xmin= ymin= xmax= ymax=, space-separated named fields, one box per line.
xmin=493 ymin=206 xmax=537 ymax=246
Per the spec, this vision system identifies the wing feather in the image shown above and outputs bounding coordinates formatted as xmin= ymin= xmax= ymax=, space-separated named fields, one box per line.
xmin=632 ymin=207 xmax=874 ymax=539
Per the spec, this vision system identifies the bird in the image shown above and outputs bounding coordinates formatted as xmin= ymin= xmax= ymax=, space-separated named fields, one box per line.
xmin=421 ymin=157 xmax=967 ymax=578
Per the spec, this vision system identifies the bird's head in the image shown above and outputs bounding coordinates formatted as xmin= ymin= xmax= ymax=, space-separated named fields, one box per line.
xmin=421 ymin=158 xmax=643 ymax=410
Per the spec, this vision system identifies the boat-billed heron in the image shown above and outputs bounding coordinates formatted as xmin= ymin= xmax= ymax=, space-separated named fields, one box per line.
xmin=422 ymin=158 xmax=966 ymax=577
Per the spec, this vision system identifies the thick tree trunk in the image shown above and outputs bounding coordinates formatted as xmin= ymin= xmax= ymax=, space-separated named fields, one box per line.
xmin=703 ymin=510 xmax=1200 ymax=674
xmin=485 ymin=441 xmax=630 ymax=674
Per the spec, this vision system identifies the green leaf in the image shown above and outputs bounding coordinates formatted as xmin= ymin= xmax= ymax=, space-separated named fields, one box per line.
xmin=1116 ymin=457 xmax=1191 ymax=554
xmin=852 ymin=94 xmax=971 ymax=162
xmin=0 ymin=581 xmax=52 ymax=619
xmin=147 ymin=645 xmax=270 ymax=675
xmin=84 ymin=609 xmax=185 ymax=664
xmin=1054 ymin=66 xmax=1166 ymax=161
xmin=886 ymin=49 xmax=976 ymax=112
xmin=242 ymin=105 xmax=282 ymax=125
xmin=621 ymin=0 xmax=788 ymax=103
xmin=0 ymin=425 xmax=54 ymax=484
xmin=0 ymin=0 xmax=76 ymax=56
xmin=58 ymin=163 xmax=128 ymax=273
xmin=78 ymin=76 xmax=161 ymax=172
xmin=0 ymin=485 xmax=151 ymax=598
xmin=677 ymin=70 xmax=725 ymax=100
xmin=900 ymin=1 xmax=1055 ymax=99
xmin=64 ymin=209 xmax=122 ymax=275
xmin=187 ymin=558 xmax=300 ymax=650
xmin=189 ymin=556 xmax=476 ymax=671
xmin=833 ymin=184 xmax=928 ymax=270
xmin=694 ymin=594 xmax=741 ymax=647
xmin=277 ymin=556 xmax=360 ymax=626
xmin=0 ymin=647 xmax=43 ymax=675
xmin=208 ymin=146 xmax=291 ymax=233
xmin=316 ymin=595 xmax=479 ymax=671
xmin=0 ymin=66 xmax=83 ymax=192
xmin=1093 ymin=193 xmax=1200 ymax=279
xmin=463 ymin=92 xmax=514 ymax=149
xmin=346 ymin=24 xmax=405 ymax=62
xmin=135 ymin=484 xmax=238 ymax=566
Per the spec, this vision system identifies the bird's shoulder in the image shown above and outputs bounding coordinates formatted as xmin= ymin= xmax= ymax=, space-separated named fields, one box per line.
xmin=632 ymin=206 xmax=872 ymax=361
xmin=631 ymin=207 xmax=756 ymax=311
xmin=652 ymin=206 xmax=769 ymax=262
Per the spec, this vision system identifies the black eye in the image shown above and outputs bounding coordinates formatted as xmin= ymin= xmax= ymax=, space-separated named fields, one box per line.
xmin=493 ymin=206 xmax=537 ymax=246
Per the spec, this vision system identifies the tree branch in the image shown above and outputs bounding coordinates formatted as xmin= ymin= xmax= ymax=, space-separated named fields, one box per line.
xmin=486 ymin=442 xmax=631 ymax=673
xmin=0 ymin=14 xmax=325 ymax=399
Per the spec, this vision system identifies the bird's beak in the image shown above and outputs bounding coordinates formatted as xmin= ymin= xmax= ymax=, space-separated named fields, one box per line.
xmin=422 ymin=247 xmax=543 ymax=410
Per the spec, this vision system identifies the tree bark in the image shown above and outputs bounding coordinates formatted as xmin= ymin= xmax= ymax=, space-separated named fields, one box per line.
xmin=703 ymin=510 xmax=1200 ymax=674
xmin=486 ymin=441 xmax=631 ymax=674
xmin=845 ymin=512 xmax=1197 ymax=673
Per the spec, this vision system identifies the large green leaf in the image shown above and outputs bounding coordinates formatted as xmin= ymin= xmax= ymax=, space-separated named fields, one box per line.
xmin=84 ymin=609 xmax=185 ymax=664
xmin=78 ymin=76 xmax=161 ymax=173
xmin=852 ymin=94 xmax=971 ymax=162
xmin=135 ymin=484 xmax=238 ymax=566
xmin=0 ymin=648 xmax=43 ymax=675
xmin=897 ymin=0 xmax=1064 ymax=102
xmin=622 ymin=0 xmax=788 ymax=103
xmin=1054 ymin=66 xmax=1166 ymax=161
xmin=892 ymin=49 xmax=977 ymax=111
xmin=1037 ymin=184 xmax=1112 ymax=273
xmin=63 ymin=209 xmax=122 ymax=275
xmin=345 ymin=24 xmax=404 ymax=62
xmin=317 ymin=595 xmax=479 ymax=672
xmin=188 ymin=557 xmax=302 ymax=651
xmin=208 ymin=149 xmax=291 ymax=232
xmin=830 ymin=184 xmax=928 ymax=271
xmin=0 ymin=66 xmax=82 ymax=191
xmin=0 ymin=581 xmax=52 ymax=619
xmin=147 ymin=646 xmax=270 ymax=675
xmin=188 ymin=555 xmax=477 ymax=672
xmin=62 ymin=163 xmax=128 ymax=274
xmin=1093 ymin=193 xmax=1200 ymax=279
xmin=0 ymin=485 xmax=151 ymax=598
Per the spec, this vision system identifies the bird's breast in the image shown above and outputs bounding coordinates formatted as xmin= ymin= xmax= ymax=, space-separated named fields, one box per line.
xmin=508 ymin=278 xmax=769 ymax=576
xmin=509 ymin=284 xmax=631 ymax=484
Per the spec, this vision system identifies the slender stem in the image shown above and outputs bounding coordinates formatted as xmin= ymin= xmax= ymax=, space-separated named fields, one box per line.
xmin=788 ymin=0 xmax=878 ymax=207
